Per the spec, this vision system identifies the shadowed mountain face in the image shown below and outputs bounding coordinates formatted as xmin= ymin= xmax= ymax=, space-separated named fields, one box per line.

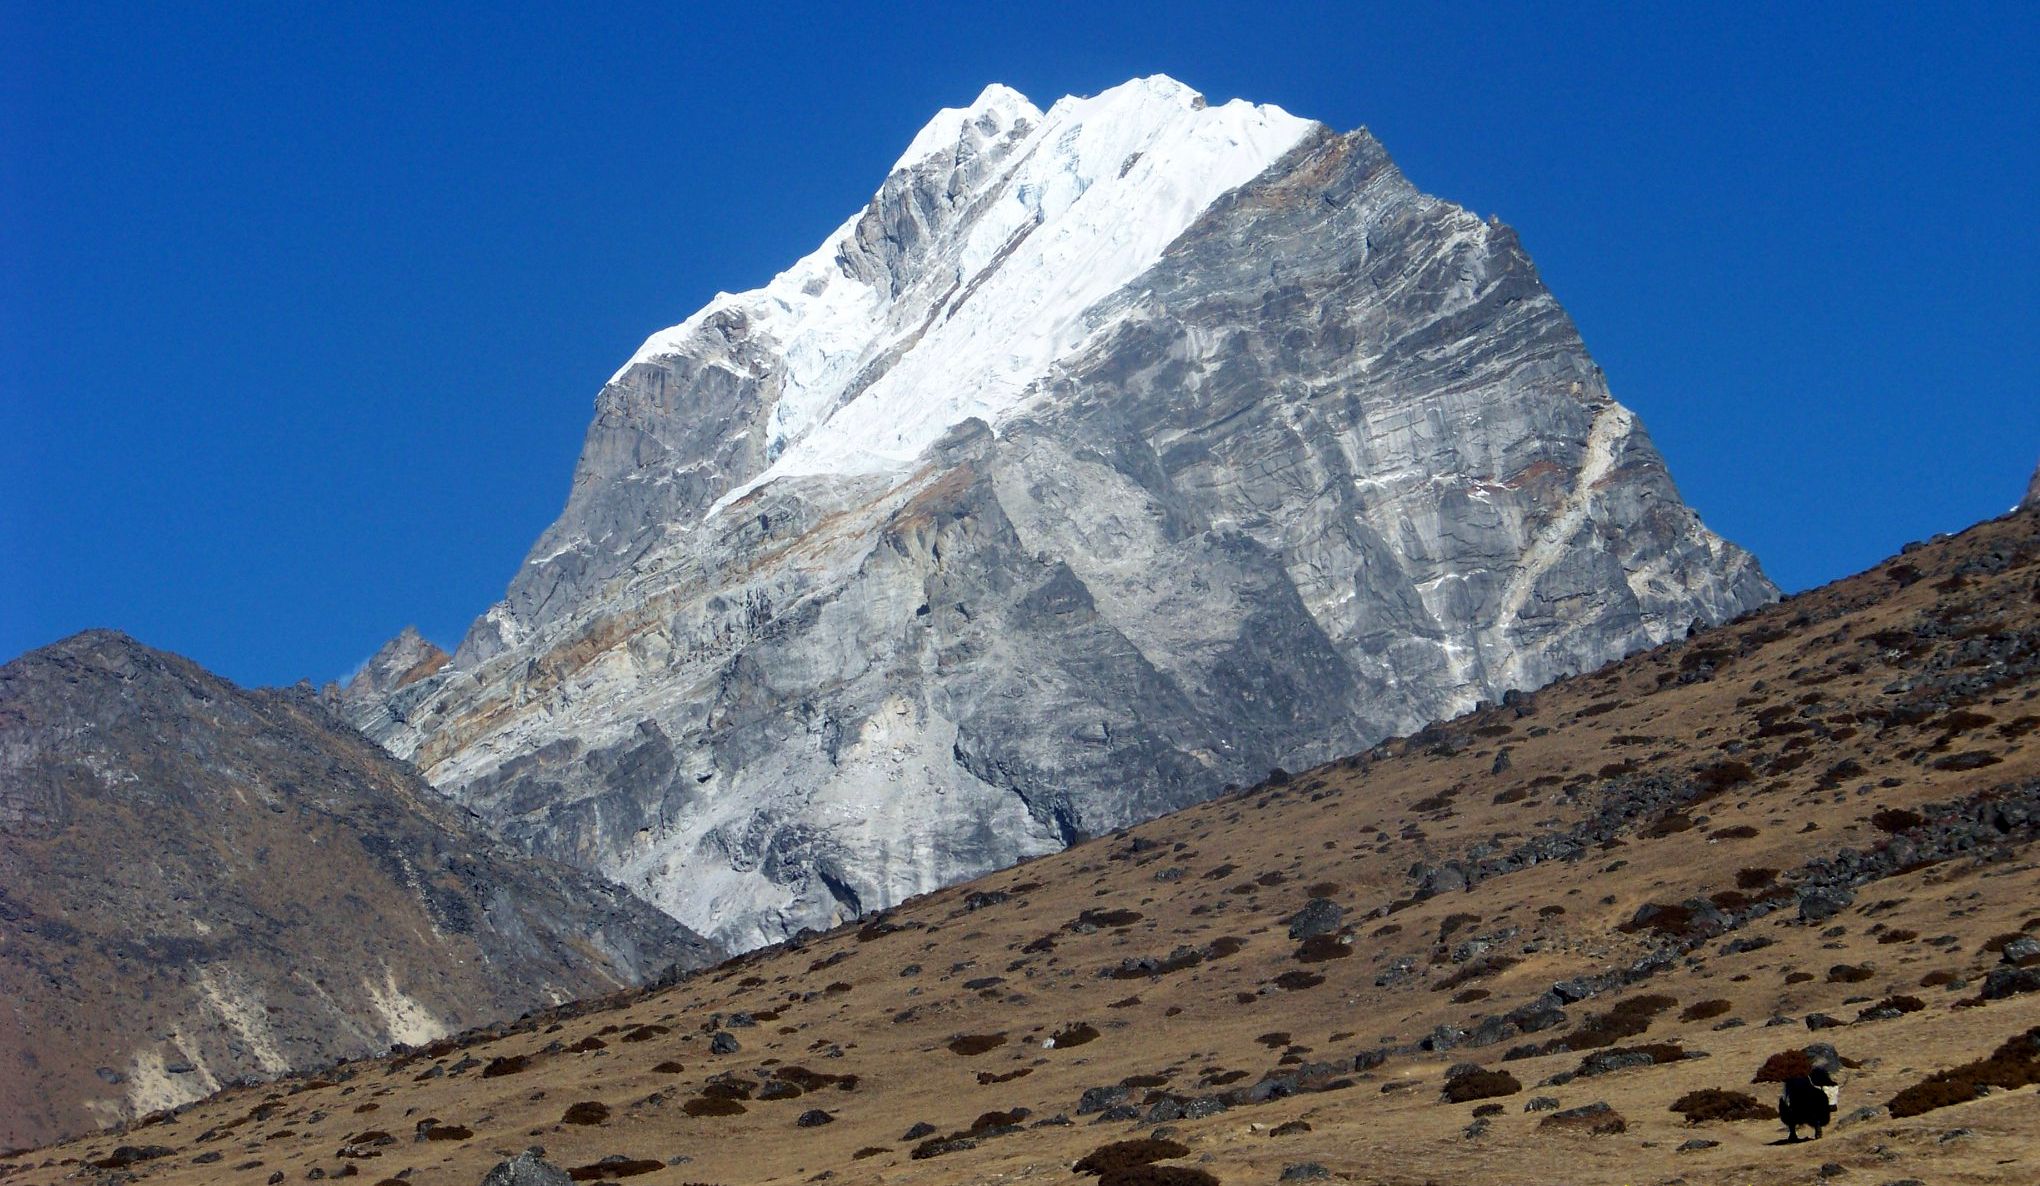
xmin=339 ymin=77 xmax=1775 ymax=952
xmin=0 ymin=631 xmax=721 ymax=1149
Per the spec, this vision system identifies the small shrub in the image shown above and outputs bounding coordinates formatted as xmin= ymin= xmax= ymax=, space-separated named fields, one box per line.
xmin=1074 ymin=1138 xmax=1192 ymax=1176
xmin=1886 ymin=1026 xmax=2040 ymax=1117
xmin=1680 ymin=999 xmax=1733 ymax=1023
xmin=681 ymin=1096 xmax=746 ymax=1117
xmin=1931 ymin=750 xmax=2001 ymax=771
xmin=1857 ymin=995 xmax=1925 ymax=1021
xmin=1695 ymin=761 xmax=1756 ymax=794
xmin=1439 ymin=913 xmax=1482 ymax=941
xmin=1871 ymin=808 xmax=1926 ymax=833
xmin=947 ymin=1033 xmax=1007 ymax=1056
xmin=1827 ymin=963 xmax=1875 ymax=984
xmin=976 ymin=1068 xmax=1029 ymax=1085
xmin=1888 ymin=1077 xmax=1983 ymax=1117
xmin=560 ymin=1101 xmax=609 ymax=1125
xmin=1618 ymin=903 xmax=1701 ymax=938
xmin=1709 ymin=888 xmax=1755 ymax=911
xmin=1071 ymin=909 xmax=1144 ymax=930
xmin=1564 ymin=994 xmax=1677 ymax=1050
xmin=1052 ymin=1023 xmax=1100 ymax=1049
xmin=1441 ymin=1068 xmax=1521 ymax=1103
xmin=1436 ymin=955 xmax=1519 ymax=990
xmin=568 ymin=1157 xmax=663 ymax=1179
xmin=1753 ymin=1050 xmax=1813 ymax=1083
xmin=1294 ymin=935 xmax=1351 ymax=963
xmin=969 ymin=1108 xmax=1029 ymax=1132
xmin=1643 ymin=813 xmax=1695 ymax=838
xmin=1937 ymin=709 xmax=1995 ymax=735
xmin=1669 ymin=1088 xmax=1771 ymax=1123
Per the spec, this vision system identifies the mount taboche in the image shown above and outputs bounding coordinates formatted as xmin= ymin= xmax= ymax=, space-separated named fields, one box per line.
xmin=337 ymin=76 xmax=1776 ymax=951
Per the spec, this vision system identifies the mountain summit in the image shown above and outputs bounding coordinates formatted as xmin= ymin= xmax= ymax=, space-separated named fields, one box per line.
xmin=343 ymin=77 xmax=1775 ymax=949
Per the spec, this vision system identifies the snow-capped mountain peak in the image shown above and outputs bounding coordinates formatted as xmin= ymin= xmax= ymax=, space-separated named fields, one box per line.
xmin=890 ymin=81 xmax=1042 ymax=172
xmin=354 ymin=78 xmax=1774 ymax=951
xmin=610 ymin=77 xmax=1315 ymax=516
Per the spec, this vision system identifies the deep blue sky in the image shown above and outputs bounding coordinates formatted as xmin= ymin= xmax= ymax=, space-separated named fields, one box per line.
xmin=5 ymin=4 xmax=2036 ymax=687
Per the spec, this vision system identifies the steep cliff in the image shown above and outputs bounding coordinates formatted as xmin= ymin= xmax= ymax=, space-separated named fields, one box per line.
xmin=346 ymin=77 xmax=1774 ymax=950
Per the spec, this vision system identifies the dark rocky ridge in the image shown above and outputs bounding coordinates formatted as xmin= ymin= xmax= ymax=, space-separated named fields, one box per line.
xmin=0 ymin=631 xmax=720 ymax=1149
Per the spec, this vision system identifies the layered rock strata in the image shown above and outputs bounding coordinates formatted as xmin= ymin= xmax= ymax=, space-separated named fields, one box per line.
xmin=345 ymin=77 xmax=1774 ymax=950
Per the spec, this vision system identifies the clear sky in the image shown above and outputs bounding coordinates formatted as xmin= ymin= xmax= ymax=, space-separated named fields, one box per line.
xmin=5 ymin=3 xmax=2036 ymax=687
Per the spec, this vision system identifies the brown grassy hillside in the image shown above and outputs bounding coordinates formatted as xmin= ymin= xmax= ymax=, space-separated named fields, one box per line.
xmin=8 ymin=507 xmax=2039 ymax=1186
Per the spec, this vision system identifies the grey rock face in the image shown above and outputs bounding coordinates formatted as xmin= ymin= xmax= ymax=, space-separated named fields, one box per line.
xmin=325 ymin=625 xmax=448 ymax=719
xmin=480 ymin=1152 xmax=573 ymax=1186
xmin=2024 ymin=459 xmax=2039 ymax=510
xmin=1287 ymin=899 xmax=1343 ymax=941
xmin=347 ymin=79 xmax=1775 ymax=952
xmin=0 ymin=630 xmax=720 ymax=1149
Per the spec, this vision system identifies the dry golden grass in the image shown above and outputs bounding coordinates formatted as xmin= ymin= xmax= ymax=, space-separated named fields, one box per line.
xmin=9 ymin=508 xmax=2040 ymax=1185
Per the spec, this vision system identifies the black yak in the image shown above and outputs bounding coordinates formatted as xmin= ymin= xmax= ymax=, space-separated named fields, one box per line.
xmin=1778 ymin=1067 xmax=1838 ymax=1140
